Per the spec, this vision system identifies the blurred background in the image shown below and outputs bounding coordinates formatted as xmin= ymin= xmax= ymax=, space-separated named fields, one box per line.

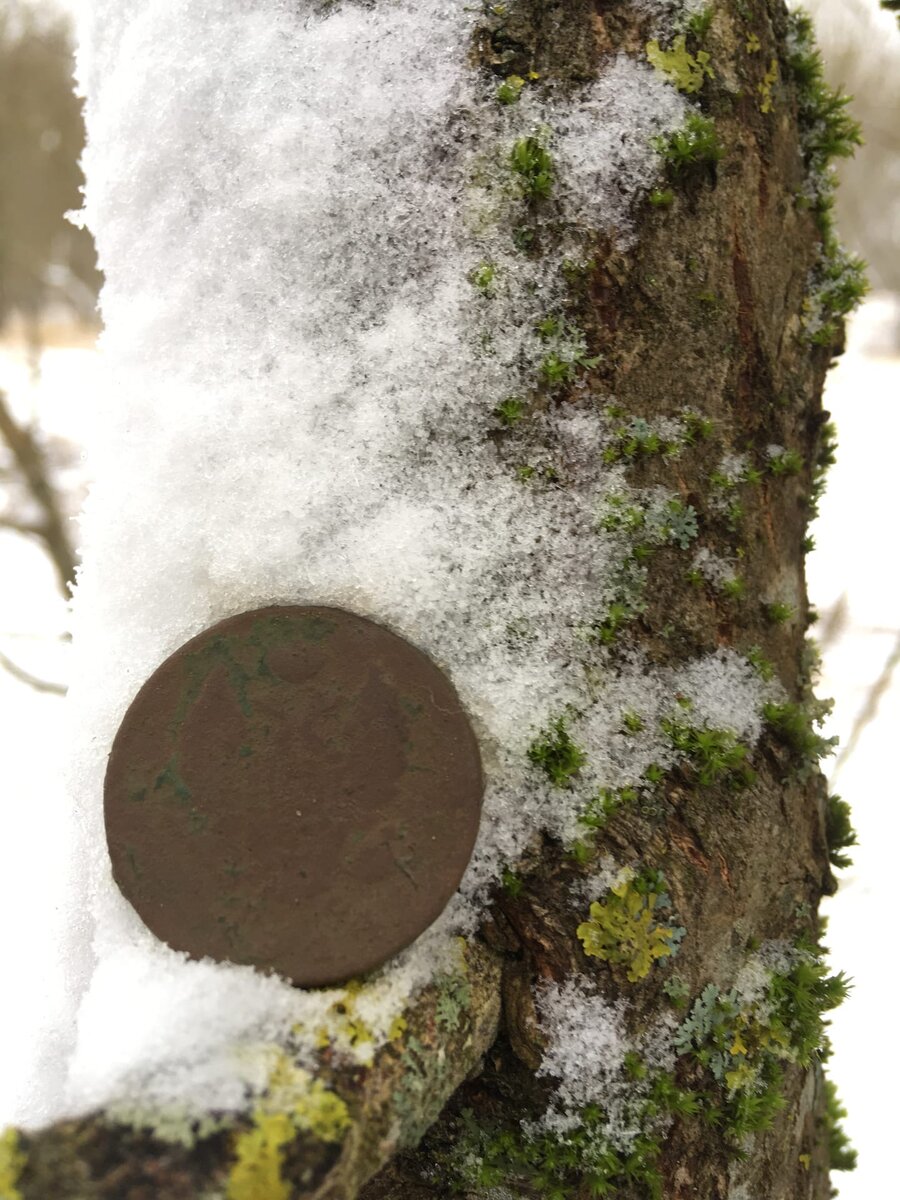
xmin=0 ymin=0 xmax=897 ymax=1192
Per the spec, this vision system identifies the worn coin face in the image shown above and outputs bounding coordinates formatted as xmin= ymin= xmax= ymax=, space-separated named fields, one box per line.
xmin=104 ymin=605 xmax=483 ymax=987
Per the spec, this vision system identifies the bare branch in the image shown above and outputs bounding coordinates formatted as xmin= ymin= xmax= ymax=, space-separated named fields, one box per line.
xmin=0 ymin=389 xmax=78 ymax=597
xmin=833 ymin=629 xmax=900 ymax=776
xmin=0 ymin=647 xmax=67 ymax=695
xmin=14 ymin=940 xmax=502 ymax=1200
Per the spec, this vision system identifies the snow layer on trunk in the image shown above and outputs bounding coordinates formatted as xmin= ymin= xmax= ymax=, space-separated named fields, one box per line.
xmin=55 ymin=0 xmax=763 ymax=1123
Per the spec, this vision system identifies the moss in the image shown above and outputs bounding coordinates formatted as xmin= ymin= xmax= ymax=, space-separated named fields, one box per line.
xmin=767 ymin=447 xmax=803 ymax=476
xmin=501 ymin=866 xmax=524 ymax=896
xmin=762 ymin=698 xmax=837 ymax=774
xmin=0 ymin=1128 xmax=25 ymax=1200
xmin=652 ymin=114 xmax=723 ymax=175
xmin=746 ymin=645 xmax=775 ymax=681
xmin=825 ymin=793 xmax=857 ymax=870
xmin=765 ymin=600 xmax=795 ymax=623
xmin=580 ymin=782 xmax=639 ymax=829
xmin=509 ymin=134 xmax=554 ymax=199
xmin=493 ymin=396 xmax=525 ymax=426
xmin=809 ymin=420 xmax=837 ymax=522
xmin=496 ymin=73 xmax=526 ymax=104
xmin=822 ymin=1078 xmax=857 ymax=1172
xmin=536 ymin=314 xmax=601 ymax=387
xmin=661 ymin=718 xmax=755 ymax=789
xmin=804 ymin=243 xmax=869 ymax=346
xmin=576 ymin=870 xmax=685 ymax=982
xmin=469 ymin=261 xmax=497 ymax=293
xmin=450 ymin=1105 xmax=665 ymax=1200
xmin=674 ymin=940 xmax=849 ymax=1140
xmin=528 ymin=716 xmax=586 ymax=786
xmin=785 ymin=11 xmax=867 ymax=344
xmin=785 ymin=13 xmax=862 ymax=176
xmin=649 ymin=187 xmax=674 ymax=208
xmin=685 ymin=5 xmax=714 ymax=41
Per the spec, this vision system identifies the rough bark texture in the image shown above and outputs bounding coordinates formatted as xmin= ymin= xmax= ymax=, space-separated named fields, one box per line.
xmin=6 ymin=2 xmax=851 ymax=1198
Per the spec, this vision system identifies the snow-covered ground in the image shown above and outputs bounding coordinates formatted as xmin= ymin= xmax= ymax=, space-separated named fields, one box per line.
xmin=1 ymin=294 xmax=897 ymax=1183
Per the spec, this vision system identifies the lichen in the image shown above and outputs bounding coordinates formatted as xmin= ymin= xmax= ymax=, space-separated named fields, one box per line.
xmin=0 ymin=1128 xmax=25 ymax=1200
xmin=577 ymin=870 xmax=685 ymax=982
xmin=646 ymin=35 xmax=714 ymax=95
xmin=674 ymin=941 xmax=849 ymax=1138
xmin=226 ymin=1053 xmax=349 ymax=1200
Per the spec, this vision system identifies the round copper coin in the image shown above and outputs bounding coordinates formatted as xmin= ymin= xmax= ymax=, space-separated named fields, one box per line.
xmin=104 ymin=605 xmax=483 ymax=987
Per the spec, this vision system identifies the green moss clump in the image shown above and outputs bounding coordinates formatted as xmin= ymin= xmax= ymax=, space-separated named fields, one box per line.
xmin=493 ymin=396 xmax=525 ymax=426
xmin=652 ymin=114 xmax=723 ymax=174
xmin=786 ymin=13 xmax=862 ymax=174
xmin=528 ymin=716 xmax=586 ymax=787
xmin=662 ymin=718 xmax=755 ymax=789
xmin=804 ymin=244 xmax=869 ymax=346
xmin=580 ymin=783 xmax=639 ymax=829
xmin=649 ymin=187 xmax=674 ymax=207
xmin=497 ymin=73 xmax=526 ymax=104
xmin=510 ymin=134 xmax=554 ymax=199
xmin=675 ymin=940 xmax=849 ymax=1139
xmin=469 ymin=261 xmax=496 ymax=293
xmin=450 ymin=1105 xmax=665 ymax=1200
xmin=785 ymin=11 xmax=868 ymax=344
xmin=577 ymin=870 xmax=685 ymax=982
xmin=825 ymin=793 xmax=857 ymax=870
xmin=762 ymin=698 xmax=837 ymax=773
xmin=822 ymin=1078 xmax=857 ymax=1172
xmin=765 ymin=601 xmax=795 ymax=624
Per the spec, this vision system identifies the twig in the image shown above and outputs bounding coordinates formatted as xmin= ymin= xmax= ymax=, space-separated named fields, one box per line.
xmin=0 ymin=388 xmax=78 ymax=596
xmin=0 ymin=648 xmax=67 ymax=695
xmin=832 ymin=629 xmax=900 ymax=777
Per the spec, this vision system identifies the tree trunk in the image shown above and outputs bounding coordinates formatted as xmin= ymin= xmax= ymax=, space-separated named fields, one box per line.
xmin=4 ymin=1 xmax=859 ymax=1198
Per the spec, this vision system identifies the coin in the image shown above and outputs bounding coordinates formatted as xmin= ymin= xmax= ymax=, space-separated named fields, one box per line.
xmin=104 ymin=605 xmax=483 ymax=987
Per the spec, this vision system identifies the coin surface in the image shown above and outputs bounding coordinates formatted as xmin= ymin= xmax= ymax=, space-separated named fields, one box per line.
xmin=104 ymin=605 xmax=483 ymax=987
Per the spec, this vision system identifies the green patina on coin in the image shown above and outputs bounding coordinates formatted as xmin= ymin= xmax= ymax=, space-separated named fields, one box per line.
xmin=104 ymin=606 xmax=484 ymax=987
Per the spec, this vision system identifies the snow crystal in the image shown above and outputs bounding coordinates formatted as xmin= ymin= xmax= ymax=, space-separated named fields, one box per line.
xmin=533 ymin=977 xmax=676 ymax=1150
xmin=534 ymin=978 xmax=630 ymax=1138
xmin=671 ymin=648 xmax=776 ymax=743
xmin=45 ymin=0 xmax=758 ymax=1124
xmin=551 ymin=57 xmax=687 ymax=241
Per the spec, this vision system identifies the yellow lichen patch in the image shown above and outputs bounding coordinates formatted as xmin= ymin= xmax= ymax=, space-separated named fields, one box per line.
xmin=227 ymin=1112 xmax=295 ymax=1200
xmin=388 ymin=1014 xmax=408 ymax=1041
xmin=745 ymin=32 xmax=762 ymax=53
xmin=226 ymin=1050 xmax=350 ymax=1200
xmin=646 ymin=36 xmax=714 ymax=94
xmin=576 ymin=873 xmax=682 ymax=982
xmin=0 ymin=1127 xmax=25 ymax=1200
xmin=758 ymin=58 xmax=778 ymax=113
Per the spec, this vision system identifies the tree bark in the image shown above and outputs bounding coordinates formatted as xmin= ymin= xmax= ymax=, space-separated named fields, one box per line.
xmin=4 ymin=2 xmax=857 ymax=1198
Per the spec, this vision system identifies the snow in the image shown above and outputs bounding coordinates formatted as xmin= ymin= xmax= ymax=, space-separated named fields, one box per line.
xmin=533 ymin=976 xmax=675 ymax=1148
xmin=533 ymin=978 xmax=630 ymax=1140
xmin=0 ymin=0 xmax=777 ymax=1130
